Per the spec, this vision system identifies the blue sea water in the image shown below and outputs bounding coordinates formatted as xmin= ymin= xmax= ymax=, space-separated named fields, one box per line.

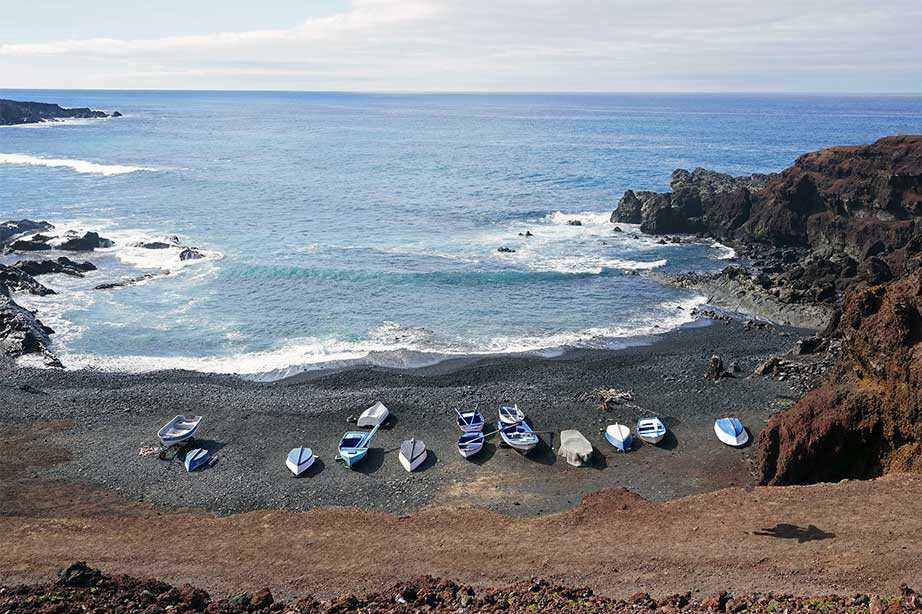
xmin=1 ymin=91 xmax=921 ymax=378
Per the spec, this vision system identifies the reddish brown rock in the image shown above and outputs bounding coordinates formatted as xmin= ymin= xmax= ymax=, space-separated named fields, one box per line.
xmin=759 ymin=268 xmax=922 ymax=485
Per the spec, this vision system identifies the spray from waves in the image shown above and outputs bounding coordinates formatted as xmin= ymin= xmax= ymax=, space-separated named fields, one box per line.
xmin=34 ymin=295 xmax=707 ymax=381
xmin=542 ymin=210 xmax=614 ymax=226
xmin=524 ymin=255 xmax=667 ymax=275
xmin=0 ymin=153 xmax=156 ymax=176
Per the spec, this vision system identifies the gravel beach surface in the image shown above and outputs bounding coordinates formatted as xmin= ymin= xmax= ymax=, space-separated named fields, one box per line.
xmin=0 ymin=319 xmax=800 ymax=517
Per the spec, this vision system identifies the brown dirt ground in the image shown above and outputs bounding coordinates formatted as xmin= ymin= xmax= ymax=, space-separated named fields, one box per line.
xmin=2 ymin=421 xmax=922 ymax=601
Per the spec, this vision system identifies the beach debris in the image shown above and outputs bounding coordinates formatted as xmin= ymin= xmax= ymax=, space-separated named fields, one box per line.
xmin=598 ymin=388 xmax=634 ymax=411
xmin=705 ymin=355 xmax=731 ymax=380
xmin=138 ymin=446 xmax=161 ymax=458
xmin=346 ymin=414 xmax=357 ymax=424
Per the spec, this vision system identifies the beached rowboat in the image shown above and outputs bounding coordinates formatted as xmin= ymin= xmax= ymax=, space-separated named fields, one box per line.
xmin=158 ymin=415 xmax=202 ymax=447
xmin=499 ymin=421 xmax=538 ymax=454
xmin=714 ymin=418 xmax=749 ymax=447
xmin=184 ymin=448 xmax=209 ymax=472
xmin=605 ymin=423 xmax=633 ymax=452
xmin=636 ymin=417 xmax=666 ymax=445
xmin=457 ymin=431 xmax=485 ymax=458
xmin=456 ymin=405 xmax=485 ymax=432
xmin=399 ymin=438 xmax=427 ymax=472
xmin=357 ymin=401 xmax=389 ymax=428
xmin=499 ymin=403 xmax=525 ymax=425
xmin=286 ymin=447 xmax=315 ymax=476
xmin=337 ymin=424 xmax=381 ymax=468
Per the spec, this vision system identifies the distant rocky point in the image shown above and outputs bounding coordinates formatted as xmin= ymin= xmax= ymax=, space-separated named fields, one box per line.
xmin=0 ymin=99 xmax=121 ymax=126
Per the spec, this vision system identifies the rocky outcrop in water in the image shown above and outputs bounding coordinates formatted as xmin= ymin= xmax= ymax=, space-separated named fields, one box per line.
xmin=14 ymin=257 xmax=96 ymax=277
xmin=0 ymin=220 xmax=53 ymax=248
xmin=57 ymin=231 xmax=114 ymax=251
xmin=0 ymin=286 xmax=60 ymax=367
xmin=0 ymin=99 xmax=121 ymax=126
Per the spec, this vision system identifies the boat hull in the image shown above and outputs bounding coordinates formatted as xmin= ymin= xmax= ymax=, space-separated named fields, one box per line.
xmin=399 ymin=450 xmax=427 ymax=471
xmin=714 ymin=419 xmax=749 ymax=447
xmin=499 ymin=427 xmax=538 ymax=454
xmin=184 ymin=448 xmax=209 ymax=472
xmin=636 ymin=418 xmax=666 ymax=445
xmin=286 ymin=448 xmax=315 ymax=476
xmin=458 ymin=433 xmax=485 ymax=458
xmin=339 ymin=449 xmax=367 ymax=468
xmin=457 ymin=411 xmax=485 ymax=432
xmin=605 ymin=425 xmax=633 ymax=452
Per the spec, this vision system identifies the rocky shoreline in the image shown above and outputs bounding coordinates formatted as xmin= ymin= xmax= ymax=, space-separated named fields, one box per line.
xmin=611 ymin=134 xmax=922 ymax=487
xmin=0 ymin=99 xmax=121 ymax=126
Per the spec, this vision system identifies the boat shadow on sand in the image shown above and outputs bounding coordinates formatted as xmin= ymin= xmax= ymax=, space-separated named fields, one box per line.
xmin=292 ymin=457 xmax=325 ymax=478
xmin=352 ymin=447 xmax=386 ymax=475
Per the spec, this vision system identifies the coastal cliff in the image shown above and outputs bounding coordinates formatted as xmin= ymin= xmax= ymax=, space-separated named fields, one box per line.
xmin=614 ymin=135 xmax=922 ymax=486
xmin=0 ymin=99 xmax=121 ymax=125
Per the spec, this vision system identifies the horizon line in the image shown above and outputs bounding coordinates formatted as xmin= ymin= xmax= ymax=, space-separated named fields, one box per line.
xmin=1 ymin=87 xmax=922 ymax=97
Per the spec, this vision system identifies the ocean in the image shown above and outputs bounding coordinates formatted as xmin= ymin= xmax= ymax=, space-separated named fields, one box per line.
xmin=2 ymin=91 xmax=921 ymax=379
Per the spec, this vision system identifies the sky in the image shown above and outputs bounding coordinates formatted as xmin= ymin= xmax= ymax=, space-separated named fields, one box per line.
xmin=1 ymin=0 xmax=921 ymax=93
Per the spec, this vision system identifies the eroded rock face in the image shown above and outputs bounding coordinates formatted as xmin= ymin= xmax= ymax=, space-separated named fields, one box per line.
xmin=0 ymin=99 xmax=120 ymax=126
xmin=758 ymin=269 xmax=922 ymax=485
xmin=0 ymin=291 xmax=59 ymax=365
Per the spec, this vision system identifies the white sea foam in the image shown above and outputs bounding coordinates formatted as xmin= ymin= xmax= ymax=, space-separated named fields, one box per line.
xmin=528 ymin=255 xmax=667 ymax=274
xmin=712 ymin=241 xmax=737 ymax=260
xmin=33 ymin=296 xmax=708 ymax=381
xmin=0 ymin=153 xmax=156 ymax=176
xmin=543 ymin=210 xmax=614 ymax=226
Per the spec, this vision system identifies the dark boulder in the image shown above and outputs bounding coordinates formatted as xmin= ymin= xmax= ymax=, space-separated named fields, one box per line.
xmin=0 ymin=219 xmax=53 ymax=247
xmin=5 ymin=239 xmax=51 ymax=252
xmin=95 ymin=273 xmax=160 ymax=290
xmin=566 ymin=219 xmax=582 ymax=226
xmin=132 ymin=241 xmax=172 ymax=249
xmin=860 ymin=257 xmax=893 ymax=286
xmin=0 ymin=292 xmax=57 ymax=362
xmin=179 ymin=247 xmax=205 ymax=261
xmin=58 ymin=231 xmax=114 ymax=251
xmin=496 ymin=247 xmax=515 ymax=254
xmin=15 ymin=257 xmax=96 ymax=277
xmin=57 ymin=562 xmax=103 ymax=588
xmin=0 ymin=264 xmax=55 ymax=296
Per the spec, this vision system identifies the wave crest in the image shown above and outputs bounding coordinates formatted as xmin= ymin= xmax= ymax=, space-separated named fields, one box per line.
xmin=0 ymin=153 xmax=156 ymax=176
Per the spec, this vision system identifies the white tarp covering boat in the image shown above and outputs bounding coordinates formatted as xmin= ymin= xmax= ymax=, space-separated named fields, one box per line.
xmin=399 ymin=438 xmax=427 ymax=472
xmin=357 ymin=401 xmax=389 ymax=428
xmin=605 ymin=423 xmax=632 ymax=452
xmin=558 ymin=429 xmax=593 ymax=467
xmin=714 ymin=418 xmax=749 ymax=447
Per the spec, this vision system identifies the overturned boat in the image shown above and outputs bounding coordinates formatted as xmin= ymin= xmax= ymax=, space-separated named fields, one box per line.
xmin=184 ymin=448 xmax=209 ymax=472
xmin=357 ymin=401 xmax=389 ymax=428
xmin=605 ymin=423 xmax=633 ymax=452
xmin=399 ymin=438 xmax=427 ymax=472
xmin=286 ymin=447 xmax=315 ymax=476
xmin=714 ymin=418 xmax=749 ymax=447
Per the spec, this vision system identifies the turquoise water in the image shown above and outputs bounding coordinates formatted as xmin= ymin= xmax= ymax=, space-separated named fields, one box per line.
xmin=2 ymin=91 xmax=921 ymax=378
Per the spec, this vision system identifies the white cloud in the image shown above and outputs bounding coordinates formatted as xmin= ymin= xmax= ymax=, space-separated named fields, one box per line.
xmin=1 ymin=0 xmax=920 ymax=91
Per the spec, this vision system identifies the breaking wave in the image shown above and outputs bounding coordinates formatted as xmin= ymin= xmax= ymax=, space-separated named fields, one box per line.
xmin=0 ymin=153 xmax=156 ymax=176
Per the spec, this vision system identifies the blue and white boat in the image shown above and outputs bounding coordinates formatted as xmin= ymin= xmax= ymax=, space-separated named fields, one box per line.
xmin=337 ymin=424 xmax=380 ymax=468
xmin=158 ymin=415 xmax=202 ymax=447
xmin=456 ymin=404 xmax=485 ymax=432
xmin=714 ymin=418 xmax=749 ymax=447
xmin=458 ymin=431 xmax=485 ymax=458
xmin=499 ymin=403 xmax=525 ymax=426
xmin=184 ymin=448 xmax=209 ymax=472
xmin=499 ymin=421 xmax=539 ymax=454
xmin=605 ymin=423 xmax=633 ymax=452
xmin=286 ymin=447 xmax=315 ymax=476
xmin=636 ymin=417 xmax=666 ymax=445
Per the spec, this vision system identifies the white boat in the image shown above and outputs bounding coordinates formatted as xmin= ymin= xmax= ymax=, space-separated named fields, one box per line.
xmin=399 ymin=438 xmax=427 ymax=472
xmin=286 ymin=447 xmax=315 ymax=476
xmin=457 ymin=431 xmax=485 ymax=458
xmin=157 ymin=415 xmax=202 ymax=447
xmin=456 ymin=404 xmax=485 ymax=432
xmin=605 ymin=423 xmax=633 ymax=452
xmin=714 ymin=418 xmax=749 ymax=447
xmin=337 ymin=424 xmax=380 ymax=468
xmin=636 ymin=417 xmax=666 ymax=445
xmin=357 ymin=401 xmax=389 ymax=428
xmin=558 ymin=429 xmax=593 ymax=467
xmin=184 ymin=448 xmax=209 ymax=472
xmin=499 ymin=403 xmax=525 ymax=425
xmin=499 ymin=421 xmax=538 ymax=454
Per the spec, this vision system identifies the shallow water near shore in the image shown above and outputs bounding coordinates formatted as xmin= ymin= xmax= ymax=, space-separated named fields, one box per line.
xmin=2 ymin=91 xmax=921 ymax=378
